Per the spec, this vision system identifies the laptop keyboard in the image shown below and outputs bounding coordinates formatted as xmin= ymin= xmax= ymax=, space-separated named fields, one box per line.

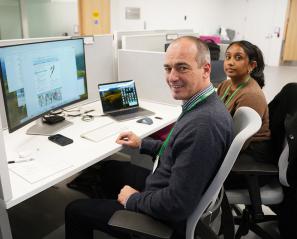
xmin=80 ymin=123 xmax=128 ymax=142
xmin=108 ymin=107 xmax=145 ymax=117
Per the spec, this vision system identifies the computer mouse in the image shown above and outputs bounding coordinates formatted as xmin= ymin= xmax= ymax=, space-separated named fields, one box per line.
xmin=136 ymin=117 xmax=153 ymax=125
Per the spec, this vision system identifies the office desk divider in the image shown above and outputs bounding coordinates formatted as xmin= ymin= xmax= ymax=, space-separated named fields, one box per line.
xmin=118 ymin=49 xmax=180 ymax=106
xmin=121 ymin=32 xmax=200 ymax=52
xmin=0 ymin=116 xmax=12 ymax=202
xmin=113 ymin=29 xmax=194 ymax=80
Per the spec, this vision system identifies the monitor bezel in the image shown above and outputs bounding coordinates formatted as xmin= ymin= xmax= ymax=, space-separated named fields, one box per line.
xmin=98 ymin=80 xmax=140 ymax=114
xmin=0 ymin=38 xmax=88 ymax=133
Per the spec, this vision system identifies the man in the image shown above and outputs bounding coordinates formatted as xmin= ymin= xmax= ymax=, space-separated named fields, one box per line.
xmin=65 ymin=36 xmax=233 ymax=239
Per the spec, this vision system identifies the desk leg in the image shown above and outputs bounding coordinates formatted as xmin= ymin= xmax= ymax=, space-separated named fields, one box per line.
xmin=0 ymin=199 xmax=12 ymax=239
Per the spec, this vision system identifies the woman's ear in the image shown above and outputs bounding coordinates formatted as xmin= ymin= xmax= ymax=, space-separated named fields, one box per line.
xmin=249 ymin=60 xmax=257 ymax=72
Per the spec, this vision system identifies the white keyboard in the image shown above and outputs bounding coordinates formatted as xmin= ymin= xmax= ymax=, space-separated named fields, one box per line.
xmin=80 ymin=123 xmax=128 ymax=142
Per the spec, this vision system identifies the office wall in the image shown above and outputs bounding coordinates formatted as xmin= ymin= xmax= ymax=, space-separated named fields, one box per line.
xmin=220 ymin=0 xmax=288 ymax=66
xmin=26 ymin=0 xmax=79 ymax=37
xmin=0 ymin=0 xmax=22 ymax=40
xmin=111 ymin=0 xmax=289 ymax=66
xmin=111 ymin=0 xmax=222 ymax=33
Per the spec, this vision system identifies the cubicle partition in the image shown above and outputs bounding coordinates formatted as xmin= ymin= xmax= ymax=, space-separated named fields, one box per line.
xmin=121 ymin=32 xmax=200 ymax=52
xmin=0 ymin=116 xmax=12 ymax=202
xmin=83 ymin=34 xmax=115 ymax=101
xmin=117 ymin=47 xmax=226 ymax=99
xmin=113 ymin=29 xmax=193 ymax=50
xmin=113 ymin=29 xmax=194 ymax=80
xmin=118 ymin=49 xmax=180 ymax=106
xmin=122 ymin=33 xmax=171 ymax=52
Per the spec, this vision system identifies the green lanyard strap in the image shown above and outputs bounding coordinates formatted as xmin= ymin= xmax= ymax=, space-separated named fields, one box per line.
xmin=157 ymin=87 xmax=215 ymax=158
xmin=220 ymin=77 xmax=251 ymax=107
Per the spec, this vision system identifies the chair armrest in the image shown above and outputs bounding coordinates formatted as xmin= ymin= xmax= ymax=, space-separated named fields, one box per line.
xmin=108 ymin=210 xmax=173 ymax=239
xmin=231 ymin=160 xmax=278 ymax=175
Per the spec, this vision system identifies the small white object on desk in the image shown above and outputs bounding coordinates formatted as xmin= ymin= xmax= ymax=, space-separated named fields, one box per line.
xmin=8 ymin=158 xmax=35 ymax=164
xmin=18 ymin=149 xmax=34 ymax=158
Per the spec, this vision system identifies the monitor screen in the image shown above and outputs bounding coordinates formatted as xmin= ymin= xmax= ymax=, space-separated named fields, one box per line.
xmin=0 ymin=38 xmax=88 ymax=133
xmin=98 ymin=80 xmax=139 ymax=113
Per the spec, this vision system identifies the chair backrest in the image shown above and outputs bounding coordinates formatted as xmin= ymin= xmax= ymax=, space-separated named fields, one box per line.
xmin=186 ymin=107 xmax=262 ymax=239
xmin=278 ymin=140 xmax=289 ymax=187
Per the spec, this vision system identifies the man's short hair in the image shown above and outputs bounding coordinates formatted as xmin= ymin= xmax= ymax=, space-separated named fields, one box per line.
xmin=170 ymin=36 xmax=211 ymax=67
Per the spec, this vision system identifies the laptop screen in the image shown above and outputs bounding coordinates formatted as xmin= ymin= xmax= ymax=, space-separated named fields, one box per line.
xmin=98 ymin=80 xmax=139 ymax=113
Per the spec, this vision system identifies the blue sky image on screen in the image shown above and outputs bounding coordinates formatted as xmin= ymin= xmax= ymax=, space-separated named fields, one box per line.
xmin=0 ymin=38 xmax=87 ymax=132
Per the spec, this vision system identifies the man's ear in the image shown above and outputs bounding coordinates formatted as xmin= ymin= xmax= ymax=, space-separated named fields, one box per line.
xmin=202 ymin=63 xmax=211 ymax=79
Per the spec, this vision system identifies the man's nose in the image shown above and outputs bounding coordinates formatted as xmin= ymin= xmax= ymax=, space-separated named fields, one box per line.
xmin=168 ymin=69 xmax=179 ymax=81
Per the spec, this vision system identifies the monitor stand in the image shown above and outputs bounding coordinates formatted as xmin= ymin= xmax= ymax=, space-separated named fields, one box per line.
xmin=26 ymin=118 xmax=73 ymax=136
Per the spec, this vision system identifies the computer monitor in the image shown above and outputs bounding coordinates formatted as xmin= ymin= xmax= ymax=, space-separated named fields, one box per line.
xmin=0 ymin=38 xmax=88 ymax=135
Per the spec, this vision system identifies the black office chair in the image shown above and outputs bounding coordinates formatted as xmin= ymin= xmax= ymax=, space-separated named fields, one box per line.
xmin=226 ymin=83 xmax=297 ymax=239
xmin=108 ymin=107 xmax=262 ymax=239
xmin=226 ymin=151 xmax=283 ymax=239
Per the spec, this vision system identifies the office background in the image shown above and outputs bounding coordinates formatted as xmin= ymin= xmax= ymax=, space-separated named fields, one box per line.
xmin=0 ymin=1 xmax=296 ymax=238
xmin=0 ymin=0 xmax=293 ymax=66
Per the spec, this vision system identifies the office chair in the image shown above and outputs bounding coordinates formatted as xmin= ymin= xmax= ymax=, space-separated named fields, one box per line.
xmin=226 ymin=83 xmax=297 ymax=239
xmin=226 ymin=153 xmax=283 ymax=239
xmin=108 ymin=106 xmax=262 ymax=239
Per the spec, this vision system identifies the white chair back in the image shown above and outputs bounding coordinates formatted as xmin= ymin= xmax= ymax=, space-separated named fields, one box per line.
xmin=186 ymin=107 xmax=262 ymax=239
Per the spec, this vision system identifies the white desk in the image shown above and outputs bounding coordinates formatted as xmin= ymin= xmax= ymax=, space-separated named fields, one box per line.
xmin=2 ymin=100 xmax=180 ymax=209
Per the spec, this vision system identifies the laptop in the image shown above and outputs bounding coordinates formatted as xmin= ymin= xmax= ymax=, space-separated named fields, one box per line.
xmin=98 ymin=80 xmax=154 ymax=121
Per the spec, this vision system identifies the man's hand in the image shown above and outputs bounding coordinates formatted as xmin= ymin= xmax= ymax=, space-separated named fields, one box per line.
xmin=117 ymin=185 xmax=139 ymax=206
xmin=116 ymin=131 xmax=141 ymax=148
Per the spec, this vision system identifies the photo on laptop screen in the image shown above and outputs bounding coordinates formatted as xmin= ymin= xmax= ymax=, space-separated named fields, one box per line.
xmin=98 ymin=80 xmax=154 ymax=121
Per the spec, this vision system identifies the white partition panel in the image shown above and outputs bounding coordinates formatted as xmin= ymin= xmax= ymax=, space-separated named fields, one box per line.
xmin=84 ymin=34 xmax=115 ymax=102
xmin=0 ymin=116 xmax=12 ymax=202
xmin=121 ymin=32 xmax=200 ymax=52
xmin=122 ymin=34 xmax=170 ymax=52
xmin=113 ymin=29 xmax=193 ymax=80
xmin=114 ymin=29 xmax=193 ymax=50
xmin=118 ymin=49 xmax=180 ymax=106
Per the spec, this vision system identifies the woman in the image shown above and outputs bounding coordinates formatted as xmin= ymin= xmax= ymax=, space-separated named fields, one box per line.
xmin=217 ymin=40 xmax=273 ymax=187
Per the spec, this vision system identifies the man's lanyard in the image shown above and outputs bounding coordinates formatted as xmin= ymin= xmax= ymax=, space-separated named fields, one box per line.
xmin=152 ymin=85 xmax=215 ymax=172
xmin=220 ymin=76 xmax=251 ymax=107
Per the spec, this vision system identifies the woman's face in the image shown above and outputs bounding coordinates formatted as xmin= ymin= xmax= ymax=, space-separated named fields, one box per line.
xmin=224 ymin=44 xmax=255 ymax=81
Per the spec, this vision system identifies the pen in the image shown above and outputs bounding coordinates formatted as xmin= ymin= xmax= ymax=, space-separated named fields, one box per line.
xmin=8 ymin=158 xmax=35 ymax=164
xmin=84 ymin=109 xmax=95 ymax=114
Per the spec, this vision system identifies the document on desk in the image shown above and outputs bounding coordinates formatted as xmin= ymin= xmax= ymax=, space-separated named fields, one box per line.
xmin=9 ymin=158 xmax=73 ymax=184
